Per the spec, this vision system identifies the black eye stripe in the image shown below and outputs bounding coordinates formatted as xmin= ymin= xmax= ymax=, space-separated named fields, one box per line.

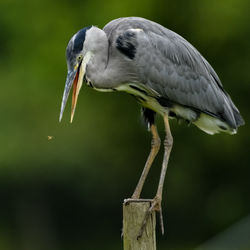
xmin=73 ymin=26 xmax=92 ymax=54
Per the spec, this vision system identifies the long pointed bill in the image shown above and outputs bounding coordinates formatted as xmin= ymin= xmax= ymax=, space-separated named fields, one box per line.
xmin=70 ymin=60 xmax=85 ymax=123
xmin=59 ymin=70 xmax=77 ymax=122
xmin=59 ymin=61 xmax=85 ymax=122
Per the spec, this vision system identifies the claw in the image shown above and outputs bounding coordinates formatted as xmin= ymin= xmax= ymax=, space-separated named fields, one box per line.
xmin=137 ymin=195 xmax=164 ymax=239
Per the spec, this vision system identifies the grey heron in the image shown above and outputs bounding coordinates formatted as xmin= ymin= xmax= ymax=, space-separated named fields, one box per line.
xmin=59 ymin=17 xmax=244 ymax=236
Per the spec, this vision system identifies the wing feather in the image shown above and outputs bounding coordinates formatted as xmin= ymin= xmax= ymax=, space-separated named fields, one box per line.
xmin=103 ymin=17 xmax=244 ymax=128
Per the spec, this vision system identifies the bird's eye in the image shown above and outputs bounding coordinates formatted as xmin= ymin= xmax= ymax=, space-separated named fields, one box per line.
xmin=77 ymin=55 xmax=83 ymax=61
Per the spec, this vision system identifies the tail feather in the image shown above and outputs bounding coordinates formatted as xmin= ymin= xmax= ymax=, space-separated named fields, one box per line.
xmin=226 ymin=94 xmax=245 ymax=128
xmin=232 ymin=106 xmax=245 ymax=127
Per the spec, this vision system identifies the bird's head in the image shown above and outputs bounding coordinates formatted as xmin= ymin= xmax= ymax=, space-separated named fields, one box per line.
xmin=59 ymin=26 xmax=93 ymax=123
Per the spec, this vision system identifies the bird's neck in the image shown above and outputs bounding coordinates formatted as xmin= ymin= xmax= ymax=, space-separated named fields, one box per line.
xmin=85 ymin=27 xmax=137 ymax=90
xmin=84 ymin=27 xmax=109 ymax=87
xmin=88 ymin=51 xmax=108 ymax=80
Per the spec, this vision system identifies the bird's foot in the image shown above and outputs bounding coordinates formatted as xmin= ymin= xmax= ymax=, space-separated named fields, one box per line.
xmin=124 ymin=198 xmax=153 ymax=204
xmin=137 ymin=195 xmax=164 ymax=239
xmin=124 ymin=196 xmax=164 ymax=239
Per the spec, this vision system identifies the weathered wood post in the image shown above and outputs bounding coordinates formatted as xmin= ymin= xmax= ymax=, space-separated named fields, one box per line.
xmin=123 ymin=199 xmax=156 ymax=250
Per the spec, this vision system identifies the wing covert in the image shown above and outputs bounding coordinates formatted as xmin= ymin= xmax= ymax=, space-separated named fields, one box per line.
xmin=131 ymin=29 xmax=236 ymax=126
xmin=103 ymin=17 xmax=240 ymax=128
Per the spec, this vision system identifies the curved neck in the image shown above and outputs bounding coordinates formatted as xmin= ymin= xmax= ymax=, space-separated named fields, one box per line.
xmin=84 ymin=27 xmax=137 ymax=89
xmin=84 ymin=27 xmax=109 ymax=86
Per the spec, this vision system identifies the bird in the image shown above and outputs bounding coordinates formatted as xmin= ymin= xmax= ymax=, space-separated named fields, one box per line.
xmin=59 ymin=17 xmax=244 ymax=236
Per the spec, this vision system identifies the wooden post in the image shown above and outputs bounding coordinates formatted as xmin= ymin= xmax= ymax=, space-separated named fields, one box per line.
xmin=123 ymin=199 xmax=156 ymax=250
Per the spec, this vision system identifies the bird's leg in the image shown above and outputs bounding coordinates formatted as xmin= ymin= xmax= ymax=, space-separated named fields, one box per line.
xmin=138 ymin=114 xmax=173 ymax=238
xmin=131 ymin=124 xmax=161 ymax=199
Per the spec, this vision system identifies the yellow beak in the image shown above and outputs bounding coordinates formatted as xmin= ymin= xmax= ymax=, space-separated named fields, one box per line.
xmin=59 ymin=60 xmax=85 ymax=123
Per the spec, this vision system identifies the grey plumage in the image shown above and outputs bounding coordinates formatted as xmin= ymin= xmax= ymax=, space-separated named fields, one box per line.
xmin=102 ymin=17 xmax=244 ymax=131
xmin=60 ymin=17 xmax=245 ymax=236
xmin=60 ymin=17 xmax=244 ymax=134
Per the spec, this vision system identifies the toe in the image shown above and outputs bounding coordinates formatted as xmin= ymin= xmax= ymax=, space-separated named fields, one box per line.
xmin=150 ymin=196 xmax=162 ymax=212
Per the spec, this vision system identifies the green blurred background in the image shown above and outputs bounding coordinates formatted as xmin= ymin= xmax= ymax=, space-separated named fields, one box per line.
xmin=0 ymin=0 xmax=249 ymax=249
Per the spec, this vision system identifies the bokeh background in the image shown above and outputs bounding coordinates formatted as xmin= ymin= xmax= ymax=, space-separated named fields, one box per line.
xmin=0 ymin=0 xmax=249 ymax=249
